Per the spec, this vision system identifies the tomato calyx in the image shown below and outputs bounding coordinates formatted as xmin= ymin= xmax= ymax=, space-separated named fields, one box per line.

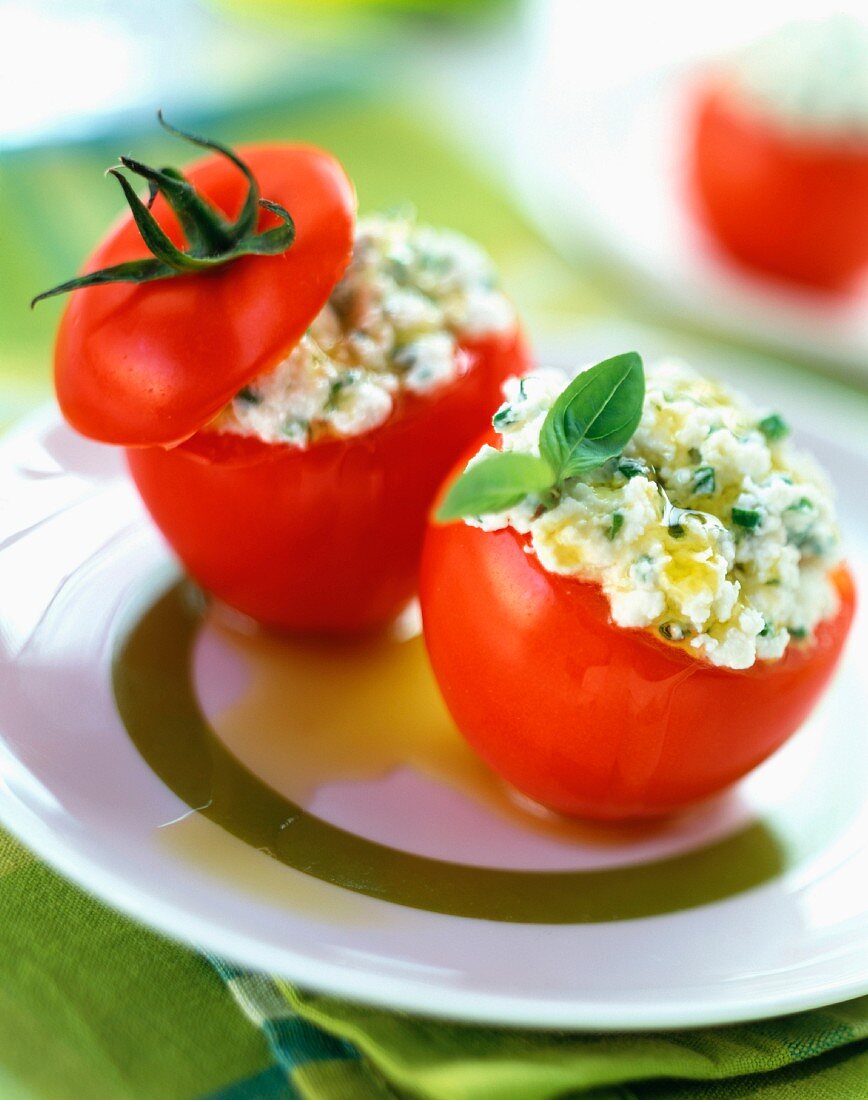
xmin=32 ymin=112 xmax=296 ymax=307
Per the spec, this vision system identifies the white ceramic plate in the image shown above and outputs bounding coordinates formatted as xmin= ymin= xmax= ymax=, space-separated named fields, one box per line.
xmin=516 ymin=59 xmax=868 ymax=387
xmin=0 ymin=345 xmax=867 ymax=1031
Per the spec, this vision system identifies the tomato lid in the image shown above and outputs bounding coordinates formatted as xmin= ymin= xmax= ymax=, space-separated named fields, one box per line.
xmin=53 ymin=144 xmax=355 ymax=447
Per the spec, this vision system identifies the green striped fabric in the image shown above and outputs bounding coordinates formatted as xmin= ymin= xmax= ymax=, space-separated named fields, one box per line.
xmin=2 ymin=817 xmax=867 ymax=1099
xmin=205 ymin=959 xmax=868 ymax=1099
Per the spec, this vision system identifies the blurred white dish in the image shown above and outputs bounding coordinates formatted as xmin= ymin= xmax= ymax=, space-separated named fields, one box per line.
xmin=516 ymin=60 xmax=868 ymax=386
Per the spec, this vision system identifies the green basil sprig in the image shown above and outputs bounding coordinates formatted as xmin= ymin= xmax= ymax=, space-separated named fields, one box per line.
xmin=435 ymin=452 xmax=555 ymax=521
xmin=436 ymin=351 xmax=645 ymax=523
xmin=540 ymin=351 xmax=645 ymax=479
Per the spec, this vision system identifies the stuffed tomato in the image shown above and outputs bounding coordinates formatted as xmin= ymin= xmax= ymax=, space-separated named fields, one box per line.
xmin=422 ymin=353 xmax=855 ymax=820
xmin=44 ymin=117 xmax=526 ymax=633
xmin=690 ymin=18 xmax=868 ymax=289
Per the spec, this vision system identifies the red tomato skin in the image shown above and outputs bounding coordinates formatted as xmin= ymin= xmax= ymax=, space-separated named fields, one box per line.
xmin=691 ymin=81 xmax=868 ymax=290
xmin=126 ymin=330 xmax=528 ymax=634
xmin=420 ymin=519 xmax=855 ymax=821
xmin=55 ymin=145 xmax=355 ymax=447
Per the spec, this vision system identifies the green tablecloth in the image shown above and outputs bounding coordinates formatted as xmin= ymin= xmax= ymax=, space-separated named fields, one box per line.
xmin=3 ymin=815 xmax=867 ymax=1099
xmin=2 ymin=92 xmax=867 ymax=1099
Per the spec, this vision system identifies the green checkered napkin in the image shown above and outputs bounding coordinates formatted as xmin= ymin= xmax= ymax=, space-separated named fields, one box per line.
xmin=208 ymin=959 xmax=868 ymax=1100
xmin=4 ymin=821 xmax=867 ymax=1099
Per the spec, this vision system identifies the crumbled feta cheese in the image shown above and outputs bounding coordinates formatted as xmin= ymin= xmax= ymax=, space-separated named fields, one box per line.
xmin=727 ymin=16 xmax=868 ymax=139
xmin=212 ymin=213 xmax=515 ymax=446
xmin=468 ymin=359 xmax=841 ymax=670
xmin=327 ymin=378 xmax=394 ymax=438
xmin=400 ymin=333 xmax=462 ymax=394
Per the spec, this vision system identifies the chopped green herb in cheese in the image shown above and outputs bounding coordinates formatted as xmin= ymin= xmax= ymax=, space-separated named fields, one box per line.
xmin=212 ymin=214 xmax=515 ymax=445
xmin=469 ymin=360 xmax=841 ymax=670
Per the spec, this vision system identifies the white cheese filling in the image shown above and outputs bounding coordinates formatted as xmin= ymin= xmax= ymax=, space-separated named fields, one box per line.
xmin=212 ymin=214 xmax=515 ymax=446
xmin=725 ymin=16 xmax=868 ymax=139
xmin=470 ymin=360 xmax=841 ymax=670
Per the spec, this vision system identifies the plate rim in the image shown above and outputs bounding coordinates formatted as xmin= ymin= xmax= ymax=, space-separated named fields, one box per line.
xmin=4 ymin=777 xmax=868 ymax=1032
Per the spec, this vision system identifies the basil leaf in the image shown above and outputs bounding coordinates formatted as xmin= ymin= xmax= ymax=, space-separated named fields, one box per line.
xmin=436 ymin=452 xmax=555 ymax=522
xmin=540 ymin=352 xmax=645 ymax=480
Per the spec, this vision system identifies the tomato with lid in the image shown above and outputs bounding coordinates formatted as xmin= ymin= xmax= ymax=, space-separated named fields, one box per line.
xmin=40 ymin=116 xmax=527 ymax=632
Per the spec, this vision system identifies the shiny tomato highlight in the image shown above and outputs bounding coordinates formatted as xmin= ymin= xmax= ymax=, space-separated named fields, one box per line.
xmin=421 ymin=517 xmax=855 ymax=821
xmin=128 ymin=330 xmax=528 ymax=634
xmin=691 ymin=81 xmax=868 ymax=289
